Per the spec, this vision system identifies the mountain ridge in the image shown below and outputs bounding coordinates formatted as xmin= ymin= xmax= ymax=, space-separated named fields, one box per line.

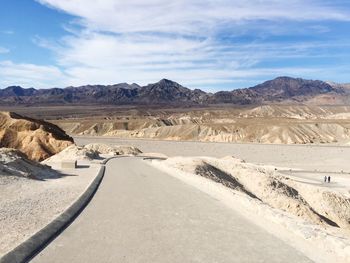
xmin=0 ymin=76 xmax=348 ymax=106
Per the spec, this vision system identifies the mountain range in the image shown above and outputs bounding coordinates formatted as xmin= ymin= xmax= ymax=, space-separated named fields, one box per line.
xmin=0 ymin=76 xmax=349 ymax=106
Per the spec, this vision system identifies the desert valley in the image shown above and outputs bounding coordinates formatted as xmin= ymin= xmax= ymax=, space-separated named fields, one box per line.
xmin=2 ymin=77 xmax=350 ymax=145
xmin=2 ymin=1 xmax=350 ymax=262
xmin=0 ymin=77 xmax=350 ymax=262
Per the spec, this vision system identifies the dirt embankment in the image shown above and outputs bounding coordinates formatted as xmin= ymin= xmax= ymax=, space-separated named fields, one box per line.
xmin=153 ymin=156 xmax=350 ymax=230
xmin=0 ymin=148 xmax=61 ymax=180
xmin=0 ymin=112 xmax=73 ymax=161
xmin=42 ymin=143 xmax=142 ymax=164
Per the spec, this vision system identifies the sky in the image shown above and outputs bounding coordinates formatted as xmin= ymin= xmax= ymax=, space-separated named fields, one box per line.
xmin=0 ymin=0 xmax=350 ymax=91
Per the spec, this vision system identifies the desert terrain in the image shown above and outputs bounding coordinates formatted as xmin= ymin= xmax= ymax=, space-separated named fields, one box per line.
xmin=1 ymin=103 xmax=350 ymax=262
xmin=2 ymin=0 xmax=350 ymax=260
xmin=64 ymin=137 xmax=350 ymax=262
xmin=2 ymin=104 xmax=350 ymax=145
xmin=0 ymin=111 xmax=73 ymax=161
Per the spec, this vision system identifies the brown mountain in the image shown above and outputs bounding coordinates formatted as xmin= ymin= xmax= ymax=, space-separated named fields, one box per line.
xmin=0 ymin=112 xmax=74 ymax=161
xmin=0 ymin=76 xmax=347 ymax=106
xmin=208 ymin=77 xmax=342 ymax=104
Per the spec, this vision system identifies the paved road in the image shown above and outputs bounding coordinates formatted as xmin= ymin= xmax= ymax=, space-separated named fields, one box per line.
xmin=32 ymin=157 xmax=311 ymax=263
xmin=75 ymin=136 xmax=350 ymax=173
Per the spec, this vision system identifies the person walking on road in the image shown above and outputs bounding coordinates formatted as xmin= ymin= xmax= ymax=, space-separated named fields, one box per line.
xmin=328 ymin=176 xmax=331 ymax=183
xmin=324 ymin=176 xmax=327 ymax=183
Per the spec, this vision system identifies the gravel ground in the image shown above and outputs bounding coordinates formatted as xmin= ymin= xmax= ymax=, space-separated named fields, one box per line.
xmin=0 ymin=162 xmax=100 ymax=256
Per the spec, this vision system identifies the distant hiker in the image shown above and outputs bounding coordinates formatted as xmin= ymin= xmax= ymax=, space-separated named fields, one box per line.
xmin=324 ymin=176 xmax=327 ymax=183
xmin=328 ymin=176 xmax=331 ymax=183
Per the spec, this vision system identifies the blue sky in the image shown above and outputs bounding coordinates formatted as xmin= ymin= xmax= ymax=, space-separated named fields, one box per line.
xmin=0 ymin=0 xmax=350 ymax=91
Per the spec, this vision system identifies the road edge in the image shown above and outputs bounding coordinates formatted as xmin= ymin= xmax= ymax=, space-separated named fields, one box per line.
xmin=0 ymin=163 xmax=107 ymax=263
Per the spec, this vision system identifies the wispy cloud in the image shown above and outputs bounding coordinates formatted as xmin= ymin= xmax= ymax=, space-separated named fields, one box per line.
xmin=37 ymin=0 xmax=350 ymax=35
xmin=35 ymin=31 xmax=350 ymax=89
xmin=5 ymin=0 xmax=350 ymax=89
xmin=0 ymin=60 xmax=66 ymax=88
xmin=0 ymin=47 xmax=9 ymax=54
xmin=1 ymin=30 xmax=14 ymax=35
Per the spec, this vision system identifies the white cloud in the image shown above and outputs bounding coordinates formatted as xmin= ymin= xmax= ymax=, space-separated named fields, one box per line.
xmin=6 ymin=0 xmax=348 ymax=89
xmin=37 ymin=0 xmax=350 ymax=35
xmin=0 ymin=47 xmax=9 ymax=54
xmin=0 ymin=30 xmax=14 ymax=35
xmin=0 ymin=60 xmax=67 ymax=88
xmin=37 ymin=29 xmax=350 ymax=89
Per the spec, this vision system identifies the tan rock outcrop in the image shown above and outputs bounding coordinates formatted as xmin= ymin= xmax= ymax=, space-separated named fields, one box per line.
xmin=0 ymin=112 xmax=73 ymax=161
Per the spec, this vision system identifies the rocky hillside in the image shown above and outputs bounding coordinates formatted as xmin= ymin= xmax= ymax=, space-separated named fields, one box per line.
xmin=0 ymin=112 xmax=74 ymax=161
xmin=0 ymin=77 xmax=348 ymax=106
xmin=208 ymin=77 xmax=344 ymax=104
xmin=53 ymin=105 xmax=350 ymax=145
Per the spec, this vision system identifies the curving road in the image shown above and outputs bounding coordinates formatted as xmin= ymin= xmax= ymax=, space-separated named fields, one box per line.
xmin=32 ymin=157 xmax=311 ymax=263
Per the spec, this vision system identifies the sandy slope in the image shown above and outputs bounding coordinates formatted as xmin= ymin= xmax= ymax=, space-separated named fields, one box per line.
xmin=42 ymin=144 xmax=142 ymax=164
xmin=0 ymin=148 xmax=59 ymax=180
xmin=152 ymin=156 xmax=350 ymax=229
xmin=149 ymin=156 xmax=350 ymax=262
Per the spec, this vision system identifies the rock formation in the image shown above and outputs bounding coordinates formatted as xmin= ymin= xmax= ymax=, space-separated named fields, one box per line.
xmin=0 ymin=112 xmax=73 ymax=161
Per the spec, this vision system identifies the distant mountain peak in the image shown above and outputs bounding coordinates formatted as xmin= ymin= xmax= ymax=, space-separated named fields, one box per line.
xmin=1 ymin=86 xmax=36 ymax=97
xmin=154 ymin=78 xmax=182 ymax=87
xmin=158 ymin=78 xmax=175 ymax=83
xmin=251 ymin=76 xmax=334 ymax=96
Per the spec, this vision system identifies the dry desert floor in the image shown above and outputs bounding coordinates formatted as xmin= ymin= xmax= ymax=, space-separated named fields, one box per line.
xmin=75 ymin=136 xmax=350 ymax=172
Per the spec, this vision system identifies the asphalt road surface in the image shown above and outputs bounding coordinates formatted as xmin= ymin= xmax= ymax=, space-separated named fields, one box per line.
xmin=32 ymin=157 xmax=311 ymax=263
